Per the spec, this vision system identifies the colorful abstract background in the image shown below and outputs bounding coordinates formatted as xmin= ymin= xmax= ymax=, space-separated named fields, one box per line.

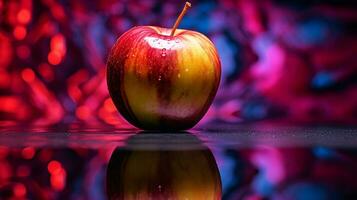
xmin=1 ymin=0 xmax=356 ymax=128
xmin=0 ymin=1 xmax=357 ymax=200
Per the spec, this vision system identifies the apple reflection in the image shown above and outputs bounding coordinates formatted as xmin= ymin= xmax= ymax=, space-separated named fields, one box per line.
xmin=106 ymin=132 xmax=222 ymax=200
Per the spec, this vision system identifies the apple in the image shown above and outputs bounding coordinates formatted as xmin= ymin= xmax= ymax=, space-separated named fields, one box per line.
xmin=107 ymin=2 xmax=221 ymax=130
xmin=106 ymin=133 xmax=222 ymax=200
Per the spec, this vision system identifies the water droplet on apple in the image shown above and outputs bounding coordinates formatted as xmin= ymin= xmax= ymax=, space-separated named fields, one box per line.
xmin=161 ymin=48 xmax=166 ymax=57
xmin=158 ymin=75 xmax=162 ymax=81
xmin=175 ymin=39 xmax=180 ymax=43
xmin=177 ymin=73 xmax=181 ymax=78
xmin=185 ymin=68 xmax=189 ymax=72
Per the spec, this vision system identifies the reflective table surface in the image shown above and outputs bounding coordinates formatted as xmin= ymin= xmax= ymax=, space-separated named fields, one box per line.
xmin=0 ymin=122 xmax=356 ymax=200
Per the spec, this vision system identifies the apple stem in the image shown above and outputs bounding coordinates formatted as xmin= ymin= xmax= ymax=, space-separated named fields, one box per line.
xmin=170 ymin=2 xmax=191 ymax=36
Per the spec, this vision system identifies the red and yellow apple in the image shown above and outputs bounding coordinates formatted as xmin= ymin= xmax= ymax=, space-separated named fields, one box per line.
xmin=106 ymin=133 xmax=222 ymax=200
xmin=107 ymin=2 xmax=221 ymax=130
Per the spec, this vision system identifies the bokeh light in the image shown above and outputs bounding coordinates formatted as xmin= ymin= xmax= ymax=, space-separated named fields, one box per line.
xmin=17 ymin=9 xmax=31 ymax=24
xmin=0 ymin=1 xmax=356 ymax=198
xmin=0 ymin=0 xmax=356 ymax=127
xmin=13 ymin=26 xmax=27 ymax=40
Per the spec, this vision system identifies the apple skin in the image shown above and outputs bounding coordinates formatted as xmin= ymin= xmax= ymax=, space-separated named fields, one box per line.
xmin=106 ymin=133 xmax=222 ymax=200
xmin=107 ymin=26 xmax=221 ymax=130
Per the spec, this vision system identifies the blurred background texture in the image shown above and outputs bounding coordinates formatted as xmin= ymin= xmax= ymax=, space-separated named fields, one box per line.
xmin=0 ymin=1 xmax=357 ymax=200
xmin=1 ymin=0 xmax=357 ymax=127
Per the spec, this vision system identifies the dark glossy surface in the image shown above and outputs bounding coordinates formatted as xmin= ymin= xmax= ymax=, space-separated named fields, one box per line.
xmin=0 ymin=123 xmax=356 ymax=199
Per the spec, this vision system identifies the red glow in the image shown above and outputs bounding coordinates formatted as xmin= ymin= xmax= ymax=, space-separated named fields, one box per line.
xmin=52 ymin=4 xmax=66 ymax=21
xmin=13 ymin=183 xmax=26 ymax=197
xmin=51 ymin=34 xmax=66 ymax=56
xmin=0 ymin=146 xmax=9 ymax=159
xmin=17 ymin=165 xmax=30 ymax=177
xmin=48 ymin=160 xmax=62 ymax=174
xmin=17 ymin=45 xmax=30 ymax=59
xmin=100 ymin=98 xmax=120 ymax=125
xmin=0 ymin=32 xmax=12 ymax=69
xmin=98 ymin=107 xmax=107 ymax=119
xmin=50 ymin=168 xmax=66 ymax=191
xmin=105 ymin=116 xmax=119 ymax=125
xmin=104 ymin=98 xmax=116 ymax=112
xmin=38 ymin=63 xmax=54 ymax=81
xmin=0 ymin=73 xmax=10 ymax=87
xmin=68 ymin=86 xmax=81 ymax=102
xmin=17 ymin=9 xmax=31 ymax=24
xmin=0 ymin=97 xmax=19 ymax=112
xmin=67 ymin=69 xmax=89 ymax=102
xmin=99 ymin=107 xmax=120 ymax=125
xmin=0 ymin=162 xmax=12 ymax=183
xmin=24 ymin=76 xmax=64 ymax=124
xmin=22 ymin=147 xmax=35 ymax=159
xmin=48 ymin=50 xmax=62 ymax=65
xmin=21 ymin=68 xmax=35 ymax=83
xmin=48 ymin=159 xmax=67 ymax=191
xmin=13 ymin=26 xmax=27 ymax=40
xmin=76 ymin=106 xmax=90 ymax=120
